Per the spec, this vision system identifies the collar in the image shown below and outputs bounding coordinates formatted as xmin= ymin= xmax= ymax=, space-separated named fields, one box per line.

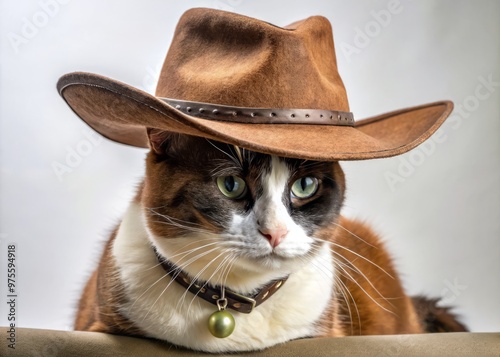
xmin=154 ymin=249 xmax=288 ymax=314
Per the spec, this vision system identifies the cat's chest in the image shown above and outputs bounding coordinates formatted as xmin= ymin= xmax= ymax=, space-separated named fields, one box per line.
xmin=112 ymin=202 xmax=334 ymax=352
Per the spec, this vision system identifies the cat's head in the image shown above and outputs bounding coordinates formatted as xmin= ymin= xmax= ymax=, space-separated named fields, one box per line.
xmin=141 ymin=130 xmax=345 ymax=291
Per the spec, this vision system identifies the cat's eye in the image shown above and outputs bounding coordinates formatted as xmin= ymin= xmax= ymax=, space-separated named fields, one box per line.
xmin=217 ymin=176 xmax=247 ymax=199
xmin=291 ymin=177 xmax=319 ymax=199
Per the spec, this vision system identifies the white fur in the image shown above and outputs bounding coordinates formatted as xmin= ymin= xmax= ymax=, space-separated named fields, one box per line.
xmin=255 ymin=156 xmax=290 ymax=234
xmin=112 ymin=156 xmax=335 ymax=352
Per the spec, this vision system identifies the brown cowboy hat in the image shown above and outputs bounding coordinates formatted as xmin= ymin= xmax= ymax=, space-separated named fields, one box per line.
xmin=57 ymin=8 xmax=452 ymax=161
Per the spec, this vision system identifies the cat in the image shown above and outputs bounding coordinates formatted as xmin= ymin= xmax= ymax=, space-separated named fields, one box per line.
xmin=74 ymin=130 xmax=466 ymax=352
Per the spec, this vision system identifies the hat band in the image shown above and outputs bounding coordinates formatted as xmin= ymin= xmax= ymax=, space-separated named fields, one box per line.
xmin=161 ymin=98 xmax=355 ymax=126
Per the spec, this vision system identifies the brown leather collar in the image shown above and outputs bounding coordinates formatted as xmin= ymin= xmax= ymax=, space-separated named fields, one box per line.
xmin=154 ymin=250 xmax=287 ymax=314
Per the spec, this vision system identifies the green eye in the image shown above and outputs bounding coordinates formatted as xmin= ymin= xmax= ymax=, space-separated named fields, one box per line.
xmin=217 ymin=176 xmax=247 ymax=199
xmin=291 ymin=177 xmax=319 ymax=199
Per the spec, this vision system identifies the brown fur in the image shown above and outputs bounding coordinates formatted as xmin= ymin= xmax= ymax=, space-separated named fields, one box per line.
xmin=317 ymin=218 xmax=423 ymax=335
xmin=74 ymin=192 xmax=146 ymax=337
xmin=74 ymin=229 xmax=144 ymax=336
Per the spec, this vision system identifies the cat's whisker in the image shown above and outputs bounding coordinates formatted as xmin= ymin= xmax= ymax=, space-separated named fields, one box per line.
xmin=133 ymin=244 xmax=228 ymax=309
xmin=142 ymin=260 xmax=164 ymax=272
xmin=185 ymin=250 xmax=231 ymax=294
xmin=334 ymin=276 xmax=360 ymax=335
xmin=185 ymin=252 xmax=238 ymax=314
xmin=197 ymin=250 xmax=237 ymax=291
xmin=209 ymin=158 xmax=244 ymax=177
xmin=330 ymin=250 xmax=396 ymax=307
xmin=141 ymin=265 xmax=184 ymax=322
xmin=148 ymin=212 xmax=213 ymax=235
xmin=211 ymin=165 xmax=239 ymax=178
xmin=232 ymin=145 xmax=244 ymax=165
xmin=152 ymin=221 xmax=215 ymax=236
xmin=332 ymin=256 xmax=396 ymax=315
xmin=331 ymin=222 xmax=377 ymax=249
xmin=147 ymin=209 xmax=222 ymax=238
xmin=299 ymin=160 xmax=326 ymax=170
xmin=172 ymin=247 xmax=222 ymax=272
xmin=181 ymin=249 xmax=235 ymax=312
xmin=221 ymin=255 xmax=238 ymax=289
xmin=294 ymin=246 xmax=361 ymax=335
xmin=142 ymin=246 xmax=226 ymax=320
xmin=205 ymin=139 xmax=242 ymax=169
xmin=314 ymin=244 xmax=395 ymax=310
xmin=148 ymin=215 xmax=210 ymax=232
xmin=307 ymin=241 xmax=395 ymax=316
xmin=147 ymin=208 xmax=207 ymax=229
xmin=142 ymin=275 xmax=181 ymax=322
xmin=293 ymin=248 xmax=339 ymax=284
xmin=160 ymin=240 xmax=223 ymax=264
xmin=311 ymin=236 xmax=393 ymax=279
xmin=139 ymin=239 xmax=228 ymax=276
xmin=131 ymin=269 xmax=171 ymax=308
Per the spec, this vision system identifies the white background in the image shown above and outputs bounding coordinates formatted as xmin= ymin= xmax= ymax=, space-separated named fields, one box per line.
xmin=1 ymin=0 xmax=499 ymax=332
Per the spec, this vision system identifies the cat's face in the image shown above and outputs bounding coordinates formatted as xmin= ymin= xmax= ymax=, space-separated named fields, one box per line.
xmin=142 ymin=131 xmax=345 ymax=290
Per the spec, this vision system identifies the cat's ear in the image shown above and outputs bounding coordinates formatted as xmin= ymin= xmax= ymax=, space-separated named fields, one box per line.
xmin=147 ymin=128 xmax=171 ymax=155
xmin=147 ymin=129 xmax=190 ymax=156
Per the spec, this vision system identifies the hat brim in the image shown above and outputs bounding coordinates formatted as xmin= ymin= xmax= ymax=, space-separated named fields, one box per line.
xmin=57 ymin=72 xmax=453 ymax=161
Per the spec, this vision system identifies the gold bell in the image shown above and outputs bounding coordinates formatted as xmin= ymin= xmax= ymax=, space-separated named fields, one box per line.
xmin=208 ymin=287 xmax=235 ymax=338
xmin=208 ymin=310 xmax=235 ymax=338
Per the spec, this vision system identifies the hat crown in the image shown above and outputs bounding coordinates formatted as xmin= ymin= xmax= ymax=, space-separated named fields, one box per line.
xmin=156 ymin=8 xmax=349 ymax=111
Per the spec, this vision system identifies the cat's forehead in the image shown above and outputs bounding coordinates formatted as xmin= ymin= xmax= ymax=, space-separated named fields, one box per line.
xmin=162 ymin=134 xmax=334 ymax=174
xmin=168 ymin=136 xmax=267 ymax=166
xmin=196 ymin=139 xmax=316 ymax=172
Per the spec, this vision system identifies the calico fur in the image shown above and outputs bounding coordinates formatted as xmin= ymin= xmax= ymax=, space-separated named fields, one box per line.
xmin=74 ymin=133 xmax=466 ymax=352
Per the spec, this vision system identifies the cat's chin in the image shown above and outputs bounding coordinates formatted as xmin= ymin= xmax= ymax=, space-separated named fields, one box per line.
xmin=231 ymin=241 xmax=325 ymax=276
xmin=236 ymin=255 xmax=304 ymax=274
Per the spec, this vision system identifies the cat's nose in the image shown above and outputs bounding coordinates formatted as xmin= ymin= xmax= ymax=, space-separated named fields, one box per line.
xmin=259 ymin=227 xmax=288 ymax=248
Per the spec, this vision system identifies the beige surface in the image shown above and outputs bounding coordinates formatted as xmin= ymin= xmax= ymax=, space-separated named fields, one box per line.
xmin=2 ymin=328 xmax=499 ymax=357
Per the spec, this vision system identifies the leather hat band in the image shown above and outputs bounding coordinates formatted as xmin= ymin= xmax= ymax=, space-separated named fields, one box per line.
xmin=161 ymin=98 xmax=355 ymax=126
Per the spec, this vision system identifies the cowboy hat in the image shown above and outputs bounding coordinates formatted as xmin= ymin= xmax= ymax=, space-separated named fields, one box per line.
xmin=56 ymin=8 xmax=452 ymax=161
